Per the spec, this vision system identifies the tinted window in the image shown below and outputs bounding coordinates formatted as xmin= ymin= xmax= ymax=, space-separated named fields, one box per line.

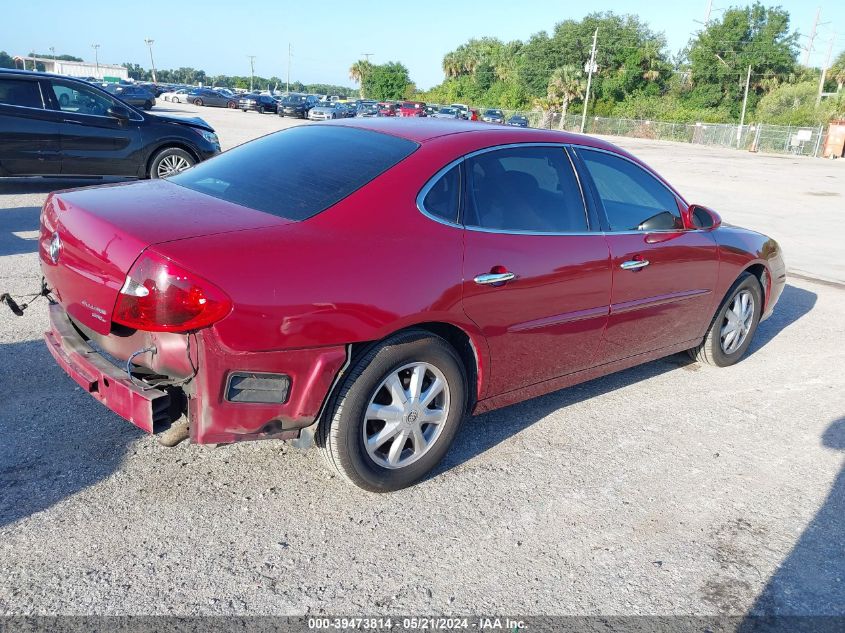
xmin=465 ymin=146 xmax=587 ymax=233
xmin=169 ymin=126 xmax=418 ymax=221
xmin=0 ymin=78 xmax=44 ymax=108
xmin=49 ymin=80 xmax=114 ymax=116
xmin=422 ymin=165 xmax=460 ymax=223
xmin=580 ymin=149 xmax=682 ymax=231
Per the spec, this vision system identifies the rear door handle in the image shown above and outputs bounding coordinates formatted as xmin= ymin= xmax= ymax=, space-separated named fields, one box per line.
xmin=474 ymin=272 xmax=516 ymax=285
xmin=63 ymin=119 xmax=84 ymax=125
xmin=620 ymin=259 xmax=650 ymax=271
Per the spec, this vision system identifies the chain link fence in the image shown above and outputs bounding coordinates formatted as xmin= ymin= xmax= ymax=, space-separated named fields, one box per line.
xmin=489 ymin=109 xmax=826 ymax=157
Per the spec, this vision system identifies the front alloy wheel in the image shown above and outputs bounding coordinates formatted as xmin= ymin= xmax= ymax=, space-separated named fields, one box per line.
xmin=149 ymin=147 xmax=195 ymax=179
xmin=318 ymin=330 xmax=467 ymax=492
xmin=689 ymin=272 xmax=762 ymax=367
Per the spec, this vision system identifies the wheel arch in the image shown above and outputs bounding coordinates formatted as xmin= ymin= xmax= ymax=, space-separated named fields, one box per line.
xmin=347 ymin=321 xmax=485 ymax=414
xmin=742 ymin=262 xmax=769 ymax=308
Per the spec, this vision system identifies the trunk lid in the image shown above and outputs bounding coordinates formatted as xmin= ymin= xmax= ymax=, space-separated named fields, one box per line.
xmin=40 ymin=179 xmax=289 ymax=334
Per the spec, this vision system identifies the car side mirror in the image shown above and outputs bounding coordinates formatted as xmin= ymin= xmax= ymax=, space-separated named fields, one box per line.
xmin=686 ymin=204 xmax=722 ymax=230
xmin=107 ymin=104 xmax=131 ymax=122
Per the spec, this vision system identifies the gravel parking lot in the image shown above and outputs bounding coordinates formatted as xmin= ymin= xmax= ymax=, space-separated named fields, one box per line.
xmin=1 ymin=102 xmax=843 ymax=617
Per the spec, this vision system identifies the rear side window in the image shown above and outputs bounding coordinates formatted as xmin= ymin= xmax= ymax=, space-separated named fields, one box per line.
xmin=421 ymin=165 xmax=460 ymax=223
xmin=169 ymin=126 xmax=418 ymax=220
xmin=0 ymin=78 xmax=44 ymax=109
xmin=579 ymin=149 xmax=682 ymax=231
xmin=464 ymin=146 xmax=587 ymax=233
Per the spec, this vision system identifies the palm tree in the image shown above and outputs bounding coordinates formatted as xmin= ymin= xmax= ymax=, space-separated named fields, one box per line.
xmin=832 ymin=52 xmax=845 ymax=92
xmin=640 ymin=44 xmax=663 ymax=82
xmin=442 ymin=52 xmax=461 ymax=78
xmin=533 ymin=97 xmax=554 ymax=129
xmin=547 ymin=66 xmax=585 ymax=130
xmin=349 ymin=60 xmax=372 ymax=98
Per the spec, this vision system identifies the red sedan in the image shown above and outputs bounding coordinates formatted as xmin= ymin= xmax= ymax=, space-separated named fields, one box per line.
xmin=39 ymin=119 xmax=785 ymax=491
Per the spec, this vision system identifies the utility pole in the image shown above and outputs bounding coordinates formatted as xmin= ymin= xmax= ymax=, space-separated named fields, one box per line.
xmin=287 ymin=44 xmax=291 ymax=94
xmin=580 ymin=28 xmax=598 ymax=134
xmin=49 ymin=46 xmax=55 ymax=60
xmin=361 ymin=53 xmax=374 ymax=62
xmin=248 ymin=55 xmax=256 ymax=92
xmin=803 ymin=7 xmax=821 ymax=66
xmin=91 ymin=43 xmax=100 ymax=78
xmin=144 ymin=38 xmax=157 ymax=84
xmin=817 ymin=33 xmax=836 ymax=106
xmin=703 ymin=0 xmax=713 ymax=25
xmin=737 ymin=64 xmax=752 ymax=148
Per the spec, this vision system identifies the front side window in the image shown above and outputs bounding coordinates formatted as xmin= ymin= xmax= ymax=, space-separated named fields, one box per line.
xmin=421 ymin=165 xmax=460 ymax=223
xmin=0 ymin=78 xmax=44 ymax=109
xmin=49 ymin=80 xmax=114 ymax=116
xmin=169 ymin=126 xmax=418 ymax=221
xmin=579 ymin=149 xmax=683 ymax=232
xmin=465 ymin=146 xmax=587 ymax=233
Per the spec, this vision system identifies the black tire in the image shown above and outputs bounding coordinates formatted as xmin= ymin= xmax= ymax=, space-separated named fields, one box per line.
xmin=148 ymin=147 xmax=195 ymax=179
xmin=193 ymin=98 xmax=203 ymax=106
xmin=143 ymin=100 xmax=153 ymax=110
xmin=172 ymin=97 xmax=180 ymax=104
xmin=317 ymin=330 xmax=467 ymax=492
xmin=688 ymin=273 xmax=763 ymax=367
xmin=258 ymin=105 xmax=265 ymax=114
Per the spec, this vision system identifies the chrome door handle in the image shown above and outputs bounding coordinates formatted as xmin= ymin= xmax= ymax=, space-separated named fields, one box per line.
xmin=620 ymin=259 xmax=650 ymax=271
xmin=474 ymin=272 xmax=516 ymax=285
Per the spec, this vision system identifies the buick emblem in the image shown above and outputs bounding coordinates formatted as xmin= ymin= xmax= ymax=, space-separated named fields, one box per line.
xmin=49 ymin=232 xmax=62 ymax=264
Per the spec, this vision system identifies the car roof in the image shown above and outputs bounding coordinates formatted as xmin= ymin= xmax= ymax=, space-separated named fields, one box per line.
xmin=327 ymin=118 xmax=620 ymax=148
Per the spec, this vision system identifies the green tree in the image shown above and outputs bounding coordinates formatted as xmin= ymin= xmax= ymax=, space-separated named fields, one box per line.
xmin=349 ymin=60 xmax=373 ymax=98
xmin=547 ymin=65 xmax=585 ymax=128
xmin=831 ymin=51 xmax=845 ymax=92
xmin=685 ymin=3 xmax=798 ymax=116
xmin=0 ymin=51 xmax=15 ymax=69
xmin=361 ymin=62 xmax=412 ymax=100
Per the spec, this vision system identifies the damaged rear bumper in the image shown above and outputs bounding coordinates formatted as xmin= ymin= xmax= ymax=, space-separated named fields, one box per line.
xmin=44 ymin=303 xmax=172 ymax=432
xmin=44 ymin=302 xmax=348 ymax=445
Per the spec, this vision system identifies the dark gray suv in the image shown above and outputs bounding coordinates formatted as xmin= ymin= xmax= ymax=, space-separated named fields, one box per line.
xmin=0 ymin=70 xmax=221 ymax=179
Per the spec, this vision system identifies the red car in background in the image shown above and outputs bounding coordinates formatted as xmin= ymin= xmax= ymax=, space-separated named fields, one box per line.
xmin=399 ymin=101 xmax=426 ymax=117
xmin=377 ymin=102 xmax=398 ymax=117
xmin=39 ymin=119 xmax=785 ymax=492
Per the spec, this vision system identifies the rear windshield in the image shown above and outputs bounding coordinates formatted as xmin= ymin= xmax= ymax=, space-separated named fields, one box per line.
xmin=169 ymin=126 xmax=418 ymax=221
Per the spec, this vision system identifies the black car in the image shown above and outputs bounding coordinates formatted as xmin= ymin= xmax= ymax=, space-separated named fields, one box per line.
xmin=239 ymin=94 xmax=279 ymax=114
xmin=188 ymin=88 xmax=238 ymax=108
xmin=278 ymin=94 xmax=319 ymax=118
xmin=0 ymin=70 xmax=220 ymax=179
xmin=103 ymin=83 xmax=157 ymax=110
xmin=506 ymin=114 xmax=529 ymax=128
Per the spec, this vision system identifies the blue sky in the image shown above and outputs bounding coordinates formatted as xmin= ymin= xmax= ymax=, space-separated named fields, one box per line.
xmin=4 ymin=0 xmax=843 ymax=88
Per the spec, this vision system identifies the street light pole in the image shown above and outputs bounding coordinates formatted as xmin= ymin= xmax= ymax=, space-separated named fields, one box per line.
xmin=144 ymin=38 xmax=157 ymax=84
xmin=287 ymin=44 xmax=291 ymax=94
xmin=580 ymin=28 xmax=598 ymax=134
xmin=91 ymin=43 xmax=100 ymax=78
xmin=248 ymin=55 xmax=256 ymax=92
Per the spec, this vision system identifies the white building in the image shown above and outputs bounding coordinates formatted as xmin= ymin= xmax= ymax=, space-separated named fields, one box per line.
xmin=13 ymin=56 xmax=129 ymax=81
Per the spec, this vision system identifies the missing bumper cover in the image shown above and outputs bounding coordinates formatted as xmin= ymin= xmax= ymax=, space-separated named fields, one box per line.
xmin=226 ymin=372 xmax=290 ymax=404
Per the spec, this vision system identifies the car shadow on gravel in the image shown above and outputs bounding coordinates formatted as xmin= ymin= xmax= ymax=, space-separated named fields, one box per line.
xmin=740 ymin=417 xmax=845 ymax=625
xmin=746 ymin=284 xmax=817 ymax=358
xmin=0 ymin=177 xmax=130 ymax=195
xmin=441 ymin=282 xmax=817 ymax=476
xmin=0 ymin=339 xmax=142 ymax=528
xmin=0 ymin=206 xmax=40 ymax=256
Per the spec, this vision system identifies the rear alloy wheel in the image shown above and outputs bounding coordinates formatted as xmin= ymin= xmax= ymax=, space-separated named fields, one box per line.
xmin=258 ymin=105 xmax=265 ymax=114
xmin=149 ymin=147 xmax=195 ymax=179
xmin=228 ymin=101 xmax=237 ymax=109
xmin=688 ymin=273 xmax=763 ymax=367
xmin=193 ymin=98 xmax=203 ymax=106
xmin=318 ymin=330 xmax=467 ymax=492
xmin=172 ymin=97 xmax=180 ymax=103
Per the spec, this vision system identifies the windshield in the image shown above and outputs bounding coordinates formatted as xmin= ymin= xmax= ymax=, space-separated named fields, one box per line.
xmin=485 ymin=110 xmax=503 ymax=116
xmin=169 ymin=126 xmax=418 ymax=221
xmin=283 ymin=95 xmax=305 ymax=104
xmin=438 ymin=108 xmax=456 ymax=115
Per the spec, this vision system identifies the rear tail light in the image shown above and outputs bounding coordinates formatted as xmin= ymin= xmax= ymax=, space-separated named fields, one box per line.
xmin=113 ymin=251 xmax=232 ymax=332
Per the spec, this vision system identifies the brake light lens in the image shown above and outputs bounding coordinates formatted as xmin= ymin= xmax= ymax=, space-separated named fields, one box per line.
xmin=113 ymin=251 xmax=232 ymax=332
